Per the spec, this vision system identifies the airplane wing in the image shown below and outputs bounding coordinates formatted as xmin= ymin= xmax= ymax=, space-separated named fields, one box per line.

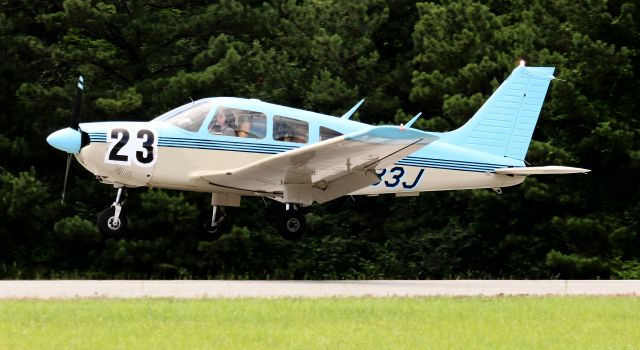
xmin=495 ymin=166 xmax=590 ymax=175
xmin=191 ymin=126 xmax=438 ymax=204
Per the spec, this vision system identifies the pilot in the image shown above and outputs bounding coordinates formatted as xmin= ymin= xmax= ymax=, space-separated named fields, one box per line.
xmin=209 ymin=108 xmax=236 ymax=136
xmin=236 ymin=118 xmax=252 ymax=138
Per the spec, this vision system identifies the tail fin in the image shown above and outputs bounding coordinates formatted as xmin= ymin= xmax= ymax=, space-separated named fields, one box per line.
xmin=445 ymin=63 xmax=555 ymax=161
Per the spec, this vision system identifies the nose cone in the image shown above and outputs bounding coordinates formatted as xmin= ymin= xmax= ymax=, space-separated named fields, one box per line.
xmin=47 ymin=127 xmax=82 ymax=153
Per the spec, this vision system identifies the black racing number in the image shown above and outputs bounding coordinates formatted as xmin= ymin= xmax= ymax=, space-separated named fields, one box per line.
xmin=136 ymin=129 xmax=155 ymax=164
xmin=108 ymin=128 xmax=129 ymax=162
xmin=107 ymin=128 xmax=156 ymax=166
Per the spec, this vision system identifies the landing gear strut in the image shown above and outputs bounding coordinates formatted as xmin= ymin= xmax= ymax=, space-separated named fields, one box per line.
xmin=278 ymin=204 xmax=306 ymax=241
xmin=200 ymin=205 xmax=226 ymax=240
xmin=97 ymin=187 xmax=128 ymax=238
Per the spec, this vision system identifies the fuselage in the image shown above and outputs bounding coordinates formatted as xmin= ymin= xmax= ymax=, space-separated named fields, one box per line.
xmin=74 ymin=97 xmax=525 ymax=200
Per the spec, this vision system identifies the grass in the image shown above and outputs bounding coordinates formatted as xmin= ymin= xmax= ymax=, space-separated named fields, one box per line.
xmin=0 ymin=297 xmax=639 ymax=349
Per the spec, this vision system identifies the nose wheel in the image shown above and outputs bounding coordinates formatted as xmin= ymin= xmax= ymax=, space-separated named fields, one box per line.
xmin=278 ymin=204 xmax=306 ymax=241
xmin=97 ymin=187 xmax=128 ymax=238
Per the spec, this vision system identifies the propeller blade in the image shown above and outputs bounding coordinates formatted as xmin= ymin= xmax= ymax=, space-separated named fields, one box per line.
xmin=61 ymin=153 xmax=72 ymax=204
xmin=71 ymin=75 xmax=84 ymax=130
xmin=58 ymin=75 xmax=85 ymax=204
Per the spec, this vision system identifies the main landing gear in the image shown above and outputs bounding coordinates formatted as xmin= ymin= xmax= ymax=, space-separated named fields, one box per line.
xmin=199 ymin=205 xmax=227 ymax=240
xmin=97 ymin=187 xmax=128 ymax=238
xmin=200 ymin=202 xmax=306 ymax=241
xmin=201 ymin=192 xmax=307 ymax=241
xmin=278 ymin=203 xmax=306 ymax=241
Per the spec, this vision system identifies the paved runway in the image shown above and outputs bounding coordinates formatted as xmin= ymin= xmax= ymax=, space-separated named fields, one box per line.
xmin=1 ymin=280 xmax=639 ymax=299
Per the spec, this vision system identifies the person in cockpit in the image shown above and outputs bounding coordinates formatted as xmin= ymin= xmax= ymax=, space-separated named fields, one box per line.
xmin=208 ymin=107 xmax=236 ymax=136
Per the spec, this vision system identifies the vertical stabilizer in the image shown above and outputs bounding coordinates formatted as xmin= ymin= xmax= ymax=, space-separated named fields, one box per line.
xmin=445 ymin=64 xmax=555 ymax=161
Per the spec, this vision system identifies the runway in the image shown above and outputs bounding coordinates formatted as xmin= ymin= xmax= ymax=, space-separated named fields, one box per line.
xmin=1 ymin=280 xmax=639 ymax=299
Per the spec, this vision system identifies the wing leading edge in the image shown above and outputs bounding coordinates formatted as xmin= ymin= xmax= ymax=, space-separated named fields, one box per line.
xmin=190 ymin=126 xmax=439 ymax=204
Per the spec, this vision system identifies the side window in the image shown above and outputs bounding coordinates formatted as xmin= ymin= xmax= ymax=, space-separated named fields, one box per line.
xmin=208 ymin=107 xmax=266 ymax=139
xmin=273 ymin=116 xmax=308 ymax=143
xmin=235 ymin=111 xmax=266 ymax=139
xmin=165 ymin=101 xmax=211 ymax=132
xmin=320 ymin=126 xmax=343 ymax=141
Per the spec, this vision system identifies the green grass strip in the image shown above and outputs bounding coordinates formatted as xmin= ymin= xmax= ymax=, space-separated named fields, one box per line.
xmin=1 ymin=296 xmax=638 ymax=349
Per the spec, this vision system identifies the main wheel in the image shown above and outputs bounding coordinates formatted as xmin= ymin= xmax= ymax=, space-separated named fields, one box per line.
xmin=198 ymin=209 xmax=226 ymax=241
xmin=200 ymin=217 xmax=225 ymax=241
xmin=278 ymin=209 xmax=306 ymax=241
xmin=97 ymin=206 xmax=128 ymax=239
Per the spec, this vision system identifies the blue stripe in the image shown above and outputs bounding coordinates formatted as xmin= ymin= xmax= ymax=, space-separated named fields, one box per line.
xmin=160 ymin=139 xmax=295 ymax=152
xmin=159 ymin=143 xmax=280 ymax=154
xmin=88 ymin=133 xmax=297 ymax=154
xmin=399 ymin=156 xmax=506 ymax=173
xmin=397 ymin=160 xmax=494 ymax=173
xmin=87 ymin=133 xmax=507 ymax=172
xmin=403 ymin=156 xmax=505 ymax=168
xmin=89 ymin=133 xmax=106 ymax=141
xmin=158 ymin=140 xmax=290 ymax=153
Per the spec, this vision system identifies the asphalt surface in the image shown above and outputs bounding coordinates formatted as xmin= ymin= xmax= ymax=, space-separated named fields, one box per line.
xmin=1 ymin=280 xmax=639 ymax=299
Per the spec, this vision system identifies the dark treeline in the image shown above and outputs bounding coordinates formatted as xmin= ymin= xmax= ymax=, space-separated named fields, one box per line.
xmin=1 ymin=0 xmax=638 ymax=279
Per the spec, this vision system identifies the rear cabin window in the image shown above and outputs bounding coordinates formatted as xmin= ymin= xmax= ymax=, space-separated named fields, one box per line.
xmin=320 ymin=126 xmax=343 ymax=141
xmin=273 ymin=116 xmax=308 ymax=143
xmin=208 ymin=107 xmax=266 ymax=139
xmin=164 ymin=100 xmax=211 ymax=132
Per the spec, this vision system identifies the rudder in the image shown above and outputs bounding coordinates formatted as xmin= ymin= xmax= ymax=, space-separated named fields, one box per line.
xmin=445 ymin=64 xmax=555 ymax=161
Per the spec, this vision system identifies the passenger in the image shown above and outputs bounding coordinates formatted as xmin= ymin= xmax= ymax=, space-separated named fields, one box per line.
xmin=293 ymin=124 xmax=307 ymax=143
xmin=236 ymin=118 xmax=252 ymax=138
xmin=285 ymin=124 xmax=307 ymax=143
xmin=208 ymin=108 xmax=236 ymax=136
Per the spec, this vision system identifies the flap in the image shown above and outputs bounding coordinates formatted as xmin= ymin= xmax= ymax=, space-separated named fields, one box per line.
xmin=190 ymin=126 xmax=438 ymax=198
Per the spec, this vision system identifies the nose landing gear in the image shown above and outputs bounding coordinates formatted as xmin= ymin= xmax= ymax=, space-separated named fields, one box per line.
xmin=97 ymin=187 xmax=128 ymax=238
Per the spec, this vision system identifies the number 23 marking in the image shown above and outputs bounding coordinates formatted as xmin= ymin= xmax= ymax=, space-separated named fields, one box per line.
xmin=105 ymin=128 xmax=157 ymax=167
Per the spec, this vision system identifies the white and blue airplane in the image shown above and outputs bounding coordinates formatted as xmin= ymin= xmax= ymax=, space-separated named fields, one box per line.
xmin=47 ymin=61 xmax=589 ymax=240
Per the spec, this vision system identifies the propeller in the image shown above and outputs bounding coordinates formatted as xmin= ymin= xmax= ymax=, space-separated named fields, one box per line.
xmin=71 ymin=76 xmax=84 ymax=130
xmin=60 ymin=75 xmax=84 ymax=204
xmin=61 ymin=153 xmax=73 ymax=204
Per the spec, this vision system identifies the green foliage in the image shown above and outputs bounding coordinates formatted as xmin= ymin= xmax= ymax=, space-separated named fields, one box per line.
xmin=545 ymin=250 xmax=610 ymax=279
xmin=612 ymin=259 xmax=640 ymax=279
xmin=0 ymin=168 xmax=55 ymax=235
xmin=53 ymin=216 xmax=101 ymax=243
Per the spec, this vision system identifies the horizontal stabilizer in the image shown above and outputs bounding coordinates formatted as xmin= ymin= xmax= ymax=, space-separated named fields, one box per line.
xmin=495 ymin=166 xmax=591 ymax=175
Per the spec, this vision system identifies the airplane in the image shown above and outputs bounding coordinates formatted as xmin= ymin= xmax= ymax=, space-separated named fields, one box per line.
xmin=46 ymin=61 xmax=590 ymax=241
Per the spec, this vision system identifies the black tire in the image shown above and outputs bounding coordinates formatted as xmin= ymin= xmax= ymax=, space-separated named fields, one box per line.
xmin=200 ymin=218 xmax=225 ymax=241
xmin=97 ymin=206 xmax=128 ymax=239
xmin=278 ymin=209 xmax=306 ymax=241
xmin=198 ymin=209 xmax=226 ymax=241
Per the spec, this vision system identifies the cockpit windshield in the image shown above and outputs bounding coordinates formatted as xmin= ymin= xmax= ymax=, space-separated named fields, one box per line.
xmin=154 ymin=100 xmax=212 ymax=132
